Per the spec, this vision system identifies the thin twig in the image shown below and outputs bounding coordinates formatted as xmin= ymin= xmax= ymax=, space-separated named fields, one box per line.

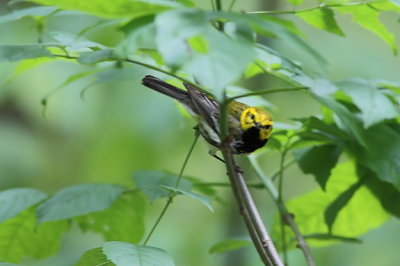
xmin=227 ymin=87 xmax=308 ymax=102
xmin=249 ymin=156 xmax=316 ymax=266
xmin=142 ymin=133 xmax=199 ymax=245
xmin=246 ymin=0 xmax=382 ymax=15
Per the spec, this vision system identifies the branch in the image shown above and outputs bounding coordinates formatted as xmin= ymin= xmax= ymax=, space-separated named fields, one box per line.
xmin=249 ymin=156 xmax=316 ymax=266
xmin=219 ymin=96 xmax=282 ymax=266
xmin=220 ymin=148 xmax=283 ymax=266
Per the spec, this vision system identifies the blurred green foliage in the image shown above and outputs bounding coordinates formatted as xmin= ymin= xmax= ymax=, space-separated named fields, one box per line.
xmin=0 ymin=0 xmax=399 ymax=265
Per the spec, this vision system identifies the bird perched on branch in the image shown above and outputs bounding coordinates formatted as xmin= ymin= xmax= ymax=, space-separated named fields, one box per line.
xmin=142 ymin=75 xmax=273 ymax=155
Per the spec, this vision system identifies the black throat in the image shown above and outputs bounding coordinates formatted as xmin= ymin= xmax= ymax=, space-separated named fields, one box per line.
xmin=239 ymin=127 xmax=268 ymax=154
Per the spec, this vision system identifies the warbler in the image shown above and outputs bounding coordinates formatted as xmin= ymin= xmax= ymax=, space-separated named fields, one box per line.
xmin=142 ymin=75 xmax=273 ymax=154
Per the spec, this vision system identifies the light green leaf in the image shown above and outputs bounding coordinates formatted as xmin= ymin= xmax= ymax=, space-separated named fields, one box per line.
xmin=324 ymin=180 xmax=363 ymax=232
xmin=271 ymin=162 xmax=390 ymax=248
xmin=132 ymin=171 xmax=192 ymax=202
xmin=156 ymin=9 xmax=255 ymax=96
xmin=337 ymin=79 xmax=399 ymax=128
xmin=293 ymin=144 xmax=342 ymax=189
xmin=49 ymin=31 xmax=106 ymax=52
xmin=76 ymin=247 xmax=114 ymax=266
xmin=0 ymin=207 xmax=68 ymax=263
xmin=209 ymin=238 xmax=251 ymax=254
xmin=78 ymin=49 xmax=115 ymax=64
xmin=102 ymin=241 xmax=175 ymax=266
xmin=0 ymin=188 xmax=46 ymax=223
xmin=162 ymin=186 xmax=213 ymax=211
xmin=37 ymin=184 xmax=125 ymax=222
xmin=26 ymin=0 xmax=179 ymax=19
xmin=0 ymin=6 xmax=57 ymax=25
xmin=76 ymin=192 xmax=146 ymax=244
xmin=0 ymin=45 xmax=53 ymax=62
xmin=298 ymin=8 xmax=345 ymax=36
xmin=115 ymin=16 xmax=156 ymax=58
xmin=188 ymin=35 xmax=208 ymax=54
xmin=287 ymin=0 xmax=303 ymax=5
xmin=336 ymin=5 xmax=397 ymax=54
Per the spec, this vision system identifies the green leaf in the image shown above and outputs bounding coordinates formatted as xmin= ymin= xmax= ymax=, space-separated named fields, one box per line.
xmin=102 ymin=241 xmax=175 ymax=266
xmin=0 ymin=263 xmax=20 ymax=266
xmin=76 ymin=192 xmax=146 ymax=244
xmin=352 ymin=124 xmax=400 ymax=189
xmin=0 ymin=6 xmax=57 ymax=25
xmin=337 ymin=79 xmax=399 ymax=128
xmin=49 ymin=31 xmax=106 ymax=52
xmin=363 ymin=166 xmax=400 ymax=217
xmin=209 ymin=238 xmax=251 ymax=254
xmin=298 ymin=8 xmax=345 ymax=36
xmin=324 ymin=180 xmax=363 ymax=232
xmin=271 ymin=162 xmax=390 ymax=248
xmin=26 ymin=0 xmax=179 ymax=19
xmin=0 ymin=188 xmax=46 ymax=223
xmin=132 ymin=171 xmax=192 ymax=202
xmin=37 ymin=184 xmax=125 ymax=222
xmin=162 ymin=186 xmax=213 ymax=211
xmin=187 ymin=35 xmax=208 ymax=54
xmin=155 ymin=9 xmax=255 ymax=95
xmin=336 ymin=5 xmax=397 ymax=54
xmin=313 ymin=95 xmax=367 ymax=147
xmin=0 ymin=207 xmax=68 ymax=263
xmin=293 ymin=144 xmax=342 ymax=189
xmin=115 ymin=16 xmax=156 ymax=58
xmin=78 ymin=49 xmax=115 ymax=64
xmin=0 ymin=45 xmax=53 ymax=62
xmin=248 ymin=16 xmax=327 ymax=68
xmin=76 ymin=247 xmax=115 ymax=266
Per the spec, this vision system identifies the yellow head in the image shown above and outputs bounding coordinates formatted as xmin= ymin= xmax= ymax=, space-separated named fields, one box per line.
xmin=240 ymin=107 xmax=273 ymax=140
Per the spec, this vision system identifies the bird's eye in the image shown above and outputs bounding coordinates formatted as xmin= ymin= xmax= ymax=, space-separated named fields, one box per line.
xmin=250 ymin=114 xmax=255 ymax=120
xmin=263 ymin=125 xmax=271 ymax=129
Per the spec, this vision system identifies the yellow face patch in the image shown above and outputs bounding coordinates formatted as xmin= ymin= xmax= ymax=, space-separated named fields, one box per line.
xmin=240 ymin=107 xmax=273 ymax=140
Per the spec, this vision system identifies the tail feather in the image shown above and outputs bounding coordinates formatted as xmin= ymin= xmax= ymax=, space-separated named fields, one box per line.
xmin=142 ymin=75 xmax=190 ymax=105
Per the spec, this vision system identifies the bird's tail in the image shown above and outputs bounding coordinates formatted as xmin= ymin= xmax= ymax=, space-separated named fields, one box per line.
xmin=142 ymin=75 xmax=190 ymax=105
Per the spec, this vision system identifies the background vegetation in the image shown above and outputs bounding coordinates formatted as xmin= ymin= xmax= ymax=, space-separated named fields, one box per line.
xmin=0 ymin=0 xmax=399 ymax=265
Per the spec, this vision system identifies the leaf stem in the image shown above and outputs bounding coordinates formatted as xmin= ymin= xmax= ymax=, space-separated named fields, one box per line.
xmin=142 ymin=133 xmax=199 ymax=245
xmin=227 ymin=87 xmax=308 ymax=102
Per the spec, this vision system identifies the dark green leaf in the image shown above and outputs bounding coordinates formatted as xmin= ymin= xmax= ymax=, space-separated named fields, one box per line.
xmin=27 ymin=0 xmax=179 ymax=19
xmin=293 ymin=144 xmax=342 ymax=189
xmin=77 ymin=49 xmax=115 ymax=64
xmin=0 ymin=207 xmax=68 ymax=263
xmin=37 ymin=184 xmax=125 ymax=222
xmin=76 ymin=192 xmax=146 ymax=244
xmin=324 ymin=180 xmax=363 ymax=232
xmin=337 ymin=79 xmax=399 ymax=128
xmin=0 ymin=45 xmax=53 ymax=62
xmin=76 ymin=247 xmax=115 ymax=266
xmin=132 ymin=171 xmax=192 ymax=202
xmin=102 ymin=241 xmax=175 ymax=266
xmin=298 ymin=8 xmax=345 ymax=36
xmin=0 ymin=188 xmax=46 ymax=223
xmin=162 ymin=186 xmax=213 ymax=211
xmin=313 ymin=95 xmax=367 ymax=147
xmin=363 ymin=165 xmax=400 ymax=217
xmin=353 ymin=124 xmax=400 ymax=189
xmin=209 ymin=238 xmax=251 ymax=254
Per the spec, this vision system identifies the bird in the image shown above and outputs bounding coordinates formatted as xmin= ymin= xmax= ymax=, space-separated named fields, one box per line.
xmin=142 ymin=75 xmax=273 ymax=155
